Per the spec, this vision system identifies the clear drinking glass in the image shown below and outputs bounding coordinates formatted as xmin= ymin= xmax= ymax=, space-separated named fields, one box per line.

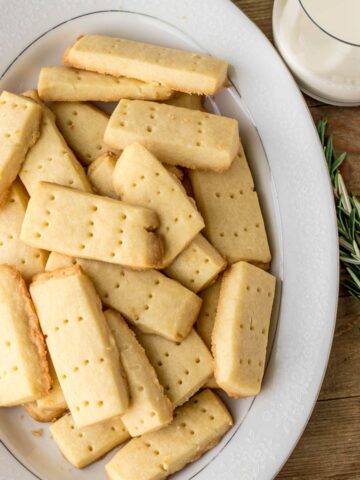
xmin=273 ymin=0 xmax=360 ymax=106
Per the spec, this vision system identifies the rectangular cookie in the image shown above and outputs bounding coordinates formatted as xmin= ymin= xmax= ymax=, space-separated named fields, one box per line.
xmin=0 ymin=265 xmax=50 ymax=406
xmin=136 ymin=329 xmax=213 ymax=407
xmin=105 ymin=310 xmax=173 ymax=436
xmin=105 ymin=389 xmax=233 ymax=480
xmin=38 ymin=66 xmax=173 ymax=102
xmin=50 ymin=412 xmax=129 ymax=468
xmin=87 ymin=151 xmax=183 ymax=199
xmin=112 ymin=143 xmax=204 ymax=266
xmin=196 ymin=277 xmax=221 ymax=351
xmin=36 ymin=358 xmax=67 ymax=411
xmin=20 ymin=182 xmax=163 ymax=269
xmin=45 ymin=252 xmax=202 ymax=342
xmin=0 ymin=179 xmax=48 ymax=282
xmin=29 ymin=265 xmax=129 ymax=427
xmin=51 ymin=101 xmax=119 ymax=165
xmin=0 ymin=91 xmax=42 ymax=202
xmin=19 ymin=99 xmax=92 ymax=196
xmin=104 ymin=100 xmax=240 ymax=171
xmin=164 ymin=234 xmax=226 ymax=293
xmin=196 ymin=278 xmax=222 ymax=389
xmin=165 ymin=92 xmax=204 ymax=110
xmin=23 ymin=400 xmax=66 ymax=423
xmin=87 ymin=151 xmax=118 ymax=198
xmin=189 ymin=146 xmax=271 ymax=265
xmin=212 ymin=262 xmax=276 ymax=397
xmin=63 ymin=35 xmax=228 ymax=95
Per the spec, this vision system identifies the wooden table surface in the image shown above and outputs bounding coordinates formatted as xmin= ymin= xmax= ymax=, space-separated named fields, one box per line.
xmin=232 ymin=1 xmax=360 ymax=478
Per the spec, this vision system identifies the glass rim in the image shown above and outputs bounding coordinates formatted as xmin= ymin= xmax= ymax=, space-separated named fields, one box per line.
xmin=298 ymin=0 xmax=360 ymax=48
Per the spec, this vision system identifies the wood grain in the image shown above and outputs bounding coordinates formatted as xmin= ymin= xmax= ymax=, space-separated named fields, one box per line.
xmin=232 ymin=1 xmax=360 ymax=478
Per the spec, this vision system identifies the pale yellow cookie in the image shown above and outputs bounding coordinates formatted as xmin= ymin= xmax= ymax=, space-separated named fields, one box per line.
xmin=22 ymin=90 xmax=55 ymax=117
xmin=0 ymin=180 xmax=48 ymax=282
xmin=87 ymin=151 xmax=183 ymax=199
xmin=19 ymin=100 xmax=92 ymax=196
xmin=0 ymin=265 xmax=50 ymax=406
xmin=23 ymin=401 xmax=66 ymax=423
xmin=105 ymin=389 xmax=233 ymax=480
xmin=105 ymin=100 xmax=240 ymax=171
xmin=87 ymin=151 xmax=118 ymax=198
xmin=113 ymin=143 xmax=204 ymax=266
xmin=37 ymin=358 xmax=67 ymax=411
xmin=165 ymin=92 xmax=204 ymax=110
xmin=196 ymin=278 xmax=222 ymax=389
xmin=38 ymin=66 xmax=173 ymax=102
xmin=63 ymin=35 xmax=228 ymax=95
xmin=51 ymin=101 xmax=119 ymax=165
xmin=164 ymin=234 xmax=226 ymax=292
xmin=196 ymin=277 xmax=222 ymax=350
xmin=0 ymin=91 xmax=42 ymax=202
xmin=106 ymin=310 xmax=172 ymax=436
xmin=45 ymin=252 xmax=202 ymax=342
xmin=136 ymin=329 xmax=213 ymax=407
xmin=23 ymin=357 xmax=67 ymax=422
xmin=50 ymin=412 xmax=129 ymax=468
xmin=212 ymin=262 xmax=276 ymax=397
xmin=20 ymin=182 xmax=163 ymax=270
xmin=29 ymin=266 xmax=129 ymax=428
xmin=189 ymin=146 xmax=271 ymax=265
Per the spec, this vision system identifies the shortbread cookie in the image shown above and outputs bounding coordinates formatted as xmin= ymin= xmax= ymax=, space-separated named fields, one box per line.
xmin=165 ymin=93 xmax=204 ymax=110
xmin=164 ymin=234 xmax=226 ymax=292
xmin=51 ymin=102 xmax=119 ymax=165
xmin=212 ymin=262 xmax=276 ymax=397
xmin=0 ymin=91 xmax=42 ymax=202
xmin=105 ymin=389 xmax=233 ymax=480
xmin=50 ymin=412 xmax=129 ymax=468
xmin=136 ymin=329 xmax=213 ymax=407
xmin=189 ymin=146 xmax=271 ymax=265
xmin=45 ymin=253 xmax=201 ymax=342
xmin=63 ymin=35 xmax=228 ymax=95
xmin=0 ymin=266 xmax=50 ymax=406
xmin=196 ymin=278 xmax=221 ymax=350
xmin=23 ymin=360 xmax=67 ymax=422
xmin=113 ymin=143 xmax=204 ymax=266
xmin=23 ymin=400 xmax=66 ymax=423
xmin=21 ymin=182 xmax=163 ymax=269
xmin=196 ymin=279 xmax=222 ymax=389
xmin=30 ymin=266 xmax=129 ymax=428
xmin=105 ymin=100 xmax=239 ymax=171
xmin=106 ymin=310 xmax=172 ymax=436
xmin=38 ymin=66 xmax=173 ymax=102
xmin=20 ymin=101 xmax=92 ymax=196
xmin=37 ymin=359 xmax=67 ymax=411
xmin=0 ymin=180 xmax=48 ymax=282
xmin=87 ymin=152 xmax=118 ymax=198
xmin=87 ymin=151 xmax=182 ymax=199
xmin=22 ymin=89 xmax=54 ymax=117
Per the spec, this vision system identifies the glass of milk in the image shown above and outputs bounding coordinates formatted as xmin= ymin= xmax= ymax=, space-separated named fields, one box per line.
xmin=273 ymin=0 xmax=360 ymax=105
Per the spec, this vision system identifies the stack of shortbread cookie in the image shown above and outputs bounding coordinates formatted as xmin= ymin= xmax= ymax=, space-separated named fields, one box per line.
xmin=0 ymin=34 xmax=276 ymax=479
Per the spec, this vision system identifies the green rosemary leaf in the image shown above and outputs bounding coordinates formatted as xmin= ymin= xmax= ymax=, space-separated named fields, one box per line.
xmin=346 ymin=267 xmax=360 ymax=288
xmin=317 ymin=119 xmax=327 ymax=143
xmin=338 ymin=174 xmax=352 ymax=215
xmin=353 ymin=195 xmax=360 ymax=219
xmin=330 ymin=152 xmax=346 ymax=178
xmin=325 ymin=135 xmax=334 ymax=168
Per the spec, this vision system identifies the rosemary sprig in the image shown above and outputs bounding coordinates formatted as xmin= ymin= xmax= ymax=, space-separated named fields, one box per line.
xmin=317 ymin=119 xmax=360 ymax=300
